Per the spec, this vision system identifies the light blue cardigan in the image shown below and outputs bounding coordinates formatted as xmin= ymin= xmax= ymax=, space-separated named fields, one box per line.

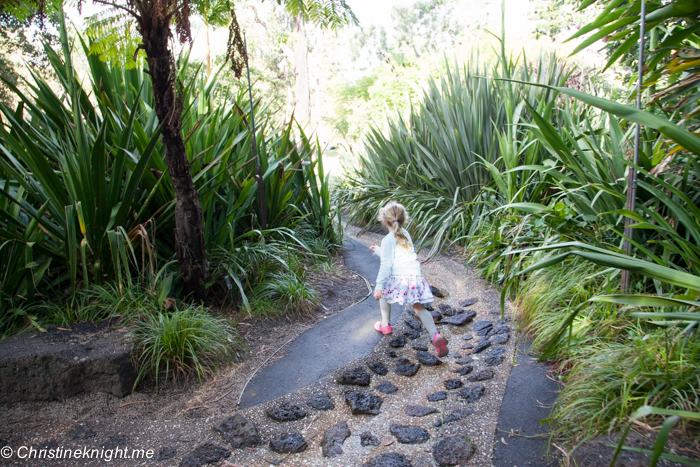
xmin=374 ymin=229 xmax=422 ymax=291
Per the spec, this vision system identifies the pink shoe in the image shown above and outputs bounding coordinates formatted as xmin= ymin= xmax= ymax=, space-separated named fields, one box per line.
xmin=433 ymin=333 xmax=448 ymax=357
xmin=374 ymin=321 xmax=392 ymax=335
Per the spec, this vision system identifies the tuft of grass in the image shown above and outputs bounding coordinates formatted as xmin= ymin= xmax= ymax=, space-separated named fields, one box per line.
xmin=259 ymin=273 xmax=321 ymax=316
xmin=515 ymin=258 xmax=621 ymax=361
xmin=131 ymin=305 xmax=240 ymax=389
xmin=551 ymin=328 xmax=700 ymax=444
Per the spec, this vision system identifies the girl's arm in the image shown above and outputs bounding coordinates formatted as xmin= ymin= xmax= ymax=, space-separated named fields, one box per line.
xmin=375 ymin=236 xmax=394 ymax=291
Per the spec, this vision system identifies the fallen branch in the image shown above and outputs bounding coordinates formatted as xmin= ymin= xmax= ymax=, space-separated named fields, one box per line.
xmin=118 ymin=400 xmax=148 ymax=408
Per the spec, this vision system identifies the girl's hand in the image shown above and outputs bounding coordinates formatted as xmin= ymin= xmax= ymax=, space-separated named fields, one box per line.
xmin=369 ymin=245 xmax=380 ymax=254
xmin=373 ymin=289 xmax=383 ymax=300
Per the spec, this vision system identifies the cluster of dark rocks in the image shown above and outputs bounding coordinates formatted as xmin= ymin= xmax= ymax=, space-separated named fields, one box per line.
xmin=175 ymin=292 xmax=510 ymax=467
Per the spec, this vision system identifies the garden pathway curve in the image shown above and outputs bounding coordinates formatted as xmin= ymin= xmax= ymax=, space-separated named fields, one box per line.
xmin=235 ymin=229 xmax=558 ymax=466
xmin=238 ymin=236 xmax=392 ymax=408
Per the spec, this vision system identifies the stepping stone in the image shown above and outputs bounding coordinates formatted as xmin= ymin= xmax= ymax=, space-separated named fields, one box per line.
xmin=459 ymin=298 xmax=478 ymax=307
xmin=269 ymin=432 xmax=307 ymax=454
xmin=488 ymin=325 xmax=510 ymax=336
xmin=434 ymin=408 xmax=474 ymax=427
xmin=492 ymin=334 xmax=509 ymax=345
xmin=363 ymin=453 xmax=413 ymax=467
xmin=403 ymin=329 xmax=420 ymax=340
xmin=453 ymin=365 xmax=473 ymax=376
xmin=473 ymin=321 xmax=493 ymax=335
xmin=430 ymin=286 xmax=444 ymax=298
xmin=442 ymin=311 xmax=476 ymax=326
xmin=214 ymin=414 xmax=261 ymax=448
xmin=461 ymin=334 xmax=473 ymax=341
xmin=415 ymin=351 xmax=441 ymax=366
xmin=306 ymin=393 xmax=334 ymax=410
xmin=375 ymin=380 xmax=398 ymax=394
xmin=179 ymin=442 xmax=230 ymax=467
xmin=345 ymin=391 xmax=383 ymax=415
xmin=468 ymin=369 xmax=494 ymax=382
xmin=487 ymin=347 xmax=505 ymax=357
xmin=405 ymin=317 xmax=422 ymax=331
xmin=267 ymin=402 xmax=307 ymax=422
xmin=157 ymin=446 xmax=177 ymax=461
xmin=390 ymin=424 xmax=430 ymax=444
xmin=337 ymin=367 xmax=371 ymax=386
xmin=405 ymin=405 xmax=438 ymax=417
xmin=367 ymin=361 xmax=388 ymax=376
xmin=427 ymin=391 xmax=447 ymax=402
xmin=360 ymin=431 xmax=381 ymax=447
xmin=443 ymin=378 xmax=463 ymax=390
xmin=321 ymin=421 xmax=350 ymax=458
xmin=424 ymin=304 xmax=434 ymax=311
xmin=412 ymin=344 xmax=429 ymax=352
xmin=386 ymin=349 xmax=398 ymax=358
xmin=389 ymin=336 xmax=407 ymax=348
xmin=496 ymin=318 xmax=510 ymax=325
xmin=485 ymin=355 xmax=505 ymax=366
xmin=433 ymin=436 xmax=475 ymax=466
xmin=430 ymin=310 xmax=443 ymax=322
xmin=438 ymin=305 xmax=458 ymax=316
xmin=394 ymin=358 xmax=419 ymax=377
xmin=458 ymin=384 xmax=486 ymax=403
xmin=461 ymin=344 xmax=474 ymax=351
xmin=448 ymin=353 xmax=461 ymax=359
xmin=455 ymin=357 xmax=474 ymax=365
xmin=471 ymin=340 xmax=491 ymax=354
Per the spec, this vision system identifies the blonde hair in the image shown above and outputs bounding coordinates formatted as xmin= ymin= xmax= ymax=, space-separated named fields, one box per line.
xmin=378 ymin=201 xmax=411 ymax=250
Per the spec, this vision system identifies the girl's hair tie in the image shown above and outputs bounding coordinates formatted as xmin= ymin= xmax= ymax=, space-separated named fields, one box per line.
xmin=393 ymin=220 xmax=399 ymax=222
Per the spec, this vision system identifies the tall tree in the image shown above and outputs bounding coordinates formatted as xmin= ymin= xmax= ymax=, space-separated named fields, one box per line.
xmin=4 ymin=0 xmax=355 ymax=302
xmin=292 ymin=13 xmax=310 ymax=121
xmin=284 ymin=0 xmax=357 ymax=123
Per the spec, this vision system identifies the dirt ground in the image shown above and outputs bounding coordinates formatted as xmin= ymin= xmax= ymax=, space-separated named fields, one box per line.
xmin=0 ymin=257 xmax=369 ymax=467
xmin=0 ymin=230 xmax=519 ymax=467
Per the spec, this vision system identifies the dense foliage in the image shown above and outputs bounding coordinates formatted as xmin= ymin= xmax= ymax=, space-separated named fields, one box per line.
xmin=341 ymin=2 xmax=700 ymax=460
xmin=0 ymin=24 xmax=339 ymax=334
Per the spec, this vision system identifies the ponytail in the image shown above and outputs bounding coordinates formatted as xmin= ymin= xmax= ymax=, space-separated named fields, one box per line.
xmin=379 ymin=201 xmax=411 ymax=250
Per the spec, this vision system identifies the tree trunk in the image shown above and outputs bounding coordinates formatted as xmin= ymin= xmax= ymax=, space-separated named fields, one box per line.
xmin=205 ymin=22 xmax=212 ymax=78
xmin=292 ymin=14 xmax=310 ymax=122
xmin=137 ymin=12 xmax=207 ymax=303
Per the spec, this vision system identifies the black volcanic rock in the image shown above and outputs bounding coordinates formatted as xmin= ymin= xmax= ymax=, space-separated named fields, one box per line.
xmin=337 ymin=367 xmax=371 ymax=386
xmin=367 ymin=361 xmax=388 ymax=376
xmin=390 ymin=424 xmax=430 ymax=444
xmin=458 ymin=384 xmax=486 ymax=403
xmin=306 ymin=393 xmax=335 ymax=411
xmin=345 ymin=391 xmax=383 ymax=415
xmin=375 ymin=380 xmax=398 ymax=395
xmin=415 ymin=351 xmax=441 ymax=366
xmin=394 ymin=358 xmax=420 ymax=377
xmin=269 ymin=432 xmax=307 ymax=454
xmin=267 ymin=402 xmax=307 ymax=422
xmin=389 ymin=335 xmax=407 ymax=348
xmin=427 ymin=391 xmax=447 ymax=402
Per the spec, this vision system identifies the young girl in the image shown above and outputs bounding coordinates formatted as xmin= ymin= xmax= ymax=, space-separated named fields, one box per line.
xmin=369 ymin=201 xmax=449 ymax=357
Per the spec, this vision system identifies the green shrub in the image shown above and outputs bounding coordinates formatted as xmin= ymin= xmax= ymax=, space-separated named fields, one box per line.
xmin=259 ymin=273 xmax=320 ymax=316
xmin=552 ymin=327 xmax=700 ymax=444
xmin=131 ymin=306 xmax=240 ymax=388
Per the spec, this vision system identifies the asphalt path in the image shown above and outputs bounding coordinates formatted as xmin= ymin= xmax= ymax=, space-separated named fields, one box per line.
xmin=493 ymin=339 xmax=560 ymax=466
xmin=239 ymin=235 xmax=559 ymax=467
xmin=238 ymin=237 xmax=396 ymax=408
